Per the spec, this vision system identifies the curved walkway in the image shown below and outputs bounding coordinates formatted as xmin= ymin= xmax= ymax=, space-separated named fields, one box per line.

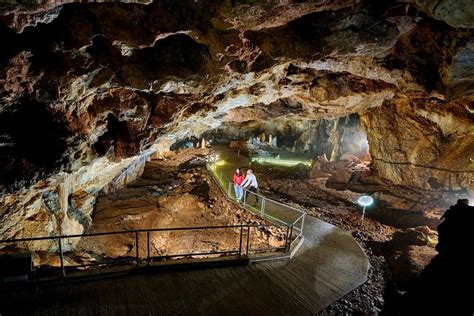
xmin=1 ymin=217 xmax=369 ymax=315
xmin=208 ymin=146 xmax=370 ymax=311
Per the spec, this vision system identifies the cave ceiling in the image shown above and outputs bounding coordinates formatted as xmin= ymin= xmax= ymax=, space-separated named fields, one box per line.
xmin=0 ymin=0 xmax=473 ymax=193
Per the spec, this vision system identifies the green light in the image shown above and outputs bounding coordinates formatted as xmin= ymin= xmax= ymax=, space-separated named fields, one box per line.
xmin=250 ymin=157 xmax=312 ymax=167
xmin=213 ymin=160 xmax=227 ymax=166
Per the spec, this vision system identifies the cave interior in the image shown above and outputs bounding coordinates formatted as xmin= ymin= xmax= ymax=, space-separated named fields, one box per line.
xmin=0 ymin=0 xmax=473 ymax=315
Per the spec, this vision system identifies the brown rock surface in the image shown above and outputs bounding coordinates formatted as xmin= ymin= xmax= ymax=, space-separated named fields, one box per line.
xmin=387 ymin=226 xmax=438 ymax=285
xmin=79 ymin=148 xmax=286 ymax=260
xmin=360 ymin=99 xmax=474 ymax=191
xmin=0 ymin=3 xmax=473 ymax=313
xmin=0 ymin=0 xmax=471 ymax=192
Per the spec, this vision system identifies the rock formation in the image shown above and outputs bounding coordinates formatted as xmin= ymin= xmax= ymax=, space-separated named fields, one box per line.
xmin=0 ymin=1 xmax=473 ymax=247
xmin=399 ymin=199 xmax=474 ymax=314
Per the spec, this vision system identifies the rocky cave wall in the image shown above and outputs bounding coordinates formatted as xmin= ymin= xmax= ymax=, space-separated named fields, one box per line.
xmin=360 ymin=98 xmax=474 ymax=191
xmin=0 ymin=0 xmax=473 ymax=244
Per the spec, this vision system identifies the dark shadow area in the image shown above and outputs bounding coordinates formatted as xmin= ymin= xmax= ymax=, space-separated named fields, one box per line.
xmin=0 ymin=99 xmax=69 ymax=190
xmin=0 ymin=20 xmax=17 ymax=68
xmin=92 ymin=113 xmax=133 ymax=158
xmin=131 ymin=33 xmax=210 ymax=80
xmin=385 ymin=199 xmax=474 ymax=315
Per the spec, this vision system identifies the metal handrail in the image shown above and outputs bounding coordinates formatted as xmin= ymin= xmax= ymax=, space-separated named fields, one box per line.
xmin=0 ymin=158 xmax=304 ymax=280
xmin=220 ymin=171 xmax=306 ymax=220
xmin=265 ymin=197 xmax=305 ymax=214
xmin=0 ymin=224 xmax=285 ymax=243
xmin=220 ymin=172 xmax=304 ymax=215
xmin=207 ymin=160 xmax=306 ymax=251
xmin=0 ymin=223 xmax=291 ymax=278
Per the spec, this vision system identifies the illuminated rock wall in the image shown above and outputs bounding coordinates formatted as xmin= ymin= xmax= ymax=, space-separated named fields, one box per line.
xmin=0 ymin=0 xmax=473 ymax=242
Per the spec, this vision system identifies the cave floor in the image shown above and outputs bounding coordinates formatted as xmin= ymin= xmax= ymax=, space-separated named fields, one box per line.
xmin=213 ymin=145 xmax=447 ymax=314
xmin=75 ymin=148 xmax=286 ymax=262
xmin=0 ymin=215 xmax=369 ymax=316
xmin=0 ymin=147 xmax=370 ymax=315
xmin=239 ymin=149 xmax=443 ymax=314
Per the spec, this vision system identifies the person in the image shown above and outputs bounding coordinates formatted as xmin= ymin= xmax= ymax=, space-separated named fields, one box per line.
xmin=241 ymin=169 xmax=259 ymax=205
xmin=233 ymin=168 xmax=245 ymax=202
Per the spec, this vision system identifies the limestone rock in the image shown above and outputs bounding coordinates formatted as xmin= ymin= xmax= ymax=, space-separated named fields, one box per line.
xmin=390 ymin=245 xmax=437 ymax=285
xmin=0 ymin=1 xmax=473 ymax=245
xmin=406 ymin=0 xmax=474 ymax=28
xmin=360 ymin=99 xmax=474 ymax=190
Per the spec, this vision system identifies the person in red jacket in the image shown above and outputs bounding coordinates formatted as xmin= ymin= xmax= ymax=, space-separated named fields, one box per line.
xmin=233 ymin=168 xmax=245 ymax=202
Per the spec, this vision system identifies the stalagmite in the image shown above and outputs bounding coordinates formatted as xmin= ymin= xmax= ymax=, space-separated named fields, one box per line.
xmin=272 ymin=136 xmax=278 ymax=148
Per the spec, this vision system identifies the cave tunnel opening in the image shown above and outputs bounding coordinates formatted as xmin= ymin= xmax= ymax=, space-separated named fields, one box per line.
xmin=1 ymin=2 xmax=473 ymax=314
xmin=205 ymin=113 xmax=371 ymax=167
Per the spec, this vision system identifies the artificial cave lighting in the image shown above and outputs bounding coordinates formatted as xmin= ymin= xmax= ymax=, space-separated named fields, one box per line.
xmin=250 ymin=157 xmax=313 ymax=167
xmin=357 ymin=195 xmax=374 ymax=207
xmin=357 ymin=195 xmax=374 ymax=225
xmin=1 ymin=1 xmax=473 ymax=315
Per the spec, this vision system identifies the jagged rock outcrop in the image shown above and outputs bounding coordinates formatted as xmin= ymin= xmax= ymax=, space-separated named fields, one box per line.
xmin=386 ymin=226 xmax=437 ymax=285
xmin=0 ymin=0 xmax=473 ymax=242
xmin=360 ymin=99 xmax=474 ymax=191
xmin=405 ymin=0 xmax=474 ymax=28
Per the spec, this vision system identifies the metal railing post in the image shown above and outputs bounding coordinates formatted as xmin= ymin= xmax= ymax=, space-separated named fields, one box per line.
xmin=239 ymin=225 xmax=243 ymax=258
xmin=284 ymin=225 xmax=290 ymax=252
xmin=135 ymin=231 xmax=139 ymax=267
xmin=58 ymin=237 xmax=66 ymax=277
xmin=260 ymin=198 xmax=266 ymax=217
xmin=301 ymin=214 xmax=305 ymax=236
xmin=246 ymin=225 xmax=250 ymax=256
xmin=243 ymin=189 xmax=247 ymax=207
xmin=228 ymin=180 xmax=232 ymax=197
xmin=147 ymin=231 xmax=150 ymax=266
xmin=1 ymin=219 xmax=309 ymax=279
xmin=289 ymin=225 xmax=293 ymax=244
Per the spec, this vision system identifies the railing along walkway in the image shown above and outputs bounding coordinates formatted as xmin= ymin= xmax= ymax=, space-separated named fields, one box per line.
xmin=207 ymin=147 xmax=306 ymax=258
xmin=0 ymin=223 xmax=293 ymax=279
xmin=0 ymin=149 xmax=306 ymax=281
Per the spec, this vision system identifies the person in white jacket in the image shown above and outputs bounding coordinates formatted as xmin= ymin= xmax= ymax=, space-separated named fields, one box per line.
xmin=241 ymin=169 xmax=259 ymax=205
